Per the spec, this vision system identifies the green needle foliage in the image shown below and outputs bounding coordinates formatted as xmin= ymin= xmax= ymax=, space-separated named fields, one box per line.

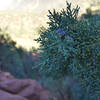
xmin=35 ymin=2 xmax=100 ymax=99
xmin=35 ymin=2 xmax=80 ymax=77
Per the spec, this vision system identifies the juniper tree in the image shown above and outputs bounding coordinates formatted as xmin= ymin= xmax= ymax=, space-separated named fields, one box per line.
xmin=35 ymin=1 xmax=100 ymax=100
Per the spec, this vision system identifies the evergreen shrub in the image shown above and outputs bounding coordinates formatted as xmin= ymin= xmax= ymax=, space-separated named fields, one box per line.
xmin=35 ymin=2 xmax=100 ymax=99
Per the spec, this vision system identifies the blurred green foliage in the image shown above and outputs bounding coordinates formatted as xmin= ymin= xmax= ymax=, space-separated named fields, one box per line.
xmin=81 ymin=8 xmax=100 ymax=27
xmin=81 ymin=0 xmax=100 ymax=27
xmin=0 ymin=30 xmax=25 ymax=78
xmin=35 ymin=1 xmax=100 ymax=100
xmin=0 ymin=29 xmax=39 ymax=79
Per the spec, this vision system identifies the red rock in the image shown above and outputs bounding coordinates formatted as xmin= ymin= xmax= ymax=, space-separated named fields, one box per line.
xmin=0 ymin=90 xmax=28 ymax=100
xmin=0 ymin=71 xmax=54 ymax=100
xmin=0 ymin=71 xmax=14 ymax=81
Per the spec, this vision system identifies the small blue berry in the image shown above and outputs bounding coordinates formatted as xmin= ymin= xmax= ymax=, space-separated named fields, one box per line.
xmin=56 ymin=28 xmax=66 ymax=36
xmin=67 ymin=35 xmax=74 ymax=42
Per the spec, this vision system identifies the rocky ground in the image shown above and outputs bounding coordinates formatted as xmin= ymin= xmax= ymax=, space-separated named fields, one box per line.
xmin=0 ymin=71 xmax=76 ymax=100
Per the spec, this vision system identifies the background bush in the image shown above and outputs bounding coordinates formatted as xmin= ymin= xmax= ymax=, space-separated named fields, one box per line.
xmin=0 ymin=29 xmax=39 ymax=79
xmin=0 ymin=31 xmax=25 ymax=78
xmin=81 ymin=8 xmax=100 ymax=27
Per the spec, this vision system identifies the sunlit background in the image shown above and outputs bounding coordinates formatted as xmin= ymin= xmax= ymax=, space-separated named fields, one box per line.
xmin=0 ymin=0 xmax=13 ymax=10
xmin=0 ymin=0 xmax=99 ymax=50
